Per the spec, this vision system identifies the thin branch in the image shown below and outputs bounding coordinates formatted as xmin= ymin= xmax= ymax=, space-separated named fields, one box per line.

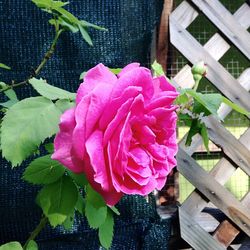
xmin=23 ymin=215 xmax=48 ymax=250
xmin=0 ymin=27 xmax=64 ymax=93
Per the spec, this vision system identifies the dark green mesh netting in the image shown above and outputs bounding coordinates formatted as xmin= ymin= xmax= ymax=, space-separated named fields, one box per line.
xmin=0 ymin=1 xmax=172 ymax=249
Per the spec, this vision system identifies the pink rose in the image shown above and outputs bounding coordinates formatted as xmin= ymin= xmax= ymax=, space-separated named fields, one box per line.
xmin=52 ymin=63 xmax=178 ymax=206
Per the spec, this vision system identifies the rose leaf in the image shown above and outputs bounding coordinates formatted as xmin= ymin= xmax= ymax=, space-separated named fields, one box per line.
xmin=23 ymin=155 xmax=65 ymax=185
xmin=98 ymin=210 xmax=114 ymax=249
xmin=36 ymin=175 xmax=78 ymax=227
xmin=1 ymin=96 xmax=62 ymax=166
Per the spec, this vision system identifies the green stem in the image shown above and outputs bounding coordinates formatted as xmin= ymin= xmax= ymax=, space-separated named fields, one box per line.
xmin=193 ymin=79 xmax=201 ymax=92
xmin=34 ymin=29 xmax=63 ymax=75
xmin=0 ymin=27 xmax=63 ymax=93
xmin=23 ymin=216 xmax=48 ymax=250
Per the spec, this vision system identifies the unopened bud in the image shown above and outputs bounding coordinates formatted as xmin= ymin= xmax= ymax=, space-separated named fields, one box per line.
xmin=191 ymin=61 xmax=207 ymax=91
xmin=192 ymin=61 xmax=207 ymax=77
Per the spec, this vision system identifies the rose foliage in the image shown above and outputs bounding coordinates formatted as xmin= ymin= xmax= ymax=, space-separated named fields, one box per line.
xmin=52 ymin=63 xmax=178 ymax=205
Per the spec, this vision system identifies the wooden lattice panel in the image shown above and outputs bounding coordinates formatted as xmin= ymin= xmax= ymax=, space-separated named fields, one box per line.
xmin=169 ymin=1 xmax=250 ymax=249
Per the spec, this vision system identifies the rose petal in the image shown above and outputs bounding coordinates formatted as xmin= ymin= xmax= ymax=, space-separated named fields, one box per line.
xmin=132 ymin=124 xmax=156 ymax=145
xmin=84 ymin=154 xmax=123 ymax=206
xmin=103 ymin=98 xmax=133 ymax=145
xmin=117 ymin=63 xmax=140 ymax=78
xmin=52 ymin=108 xmax=83 ymax=172
xmin=99 ymin=86 xmax=142 ymax=130
xmin=118 ymin=174 xmax=157 ymax=195
xmin=85 ymin=130 xmax=110 ymax=190
xmin=153 ymin=75 xmax=177 ymax=93
xmin=111 ymin=67 xmax=154 ymax=100
xmin=72 ymin=84 xmax=113 ymax=159
xmin=76 ymin=63 xmax=116 ymax=104
xmin=146 ymin=92 xmax=178 ymax=111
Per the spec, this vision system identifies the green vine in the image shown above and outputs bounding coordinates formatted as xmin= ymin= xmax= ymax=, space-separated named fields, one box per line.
xmin=23 ymin=216 xmax=48 ymax=250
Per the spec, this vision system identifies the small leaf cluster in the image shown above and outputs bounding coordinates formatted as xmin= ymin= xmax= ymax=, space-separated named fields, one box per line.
xmin=32 ymin=0 xmax=107 ymax=46
xmin=0 ymin=82 xmax=19 ymax=108
xmin=0 ymin=2 xmax=114 ymax=249
xmin=1 ymin=78 xmax=75 ymax=166
xmin=0 ymin=240 xmax=38 ymax=250
xmin=0 ymin=77 xmax=116 ymax=249
xmin=22 ymin=152 xmax=116 ymax=248
xmin=152 ymin=61 xmax=249 ymax=151
xmin=0 ymin=63 xmax=11 ymax=70
xmin=176 ymin=87 xmax=249 ymax=151
xmin=0 ymin=76 xmax=117 ymax=249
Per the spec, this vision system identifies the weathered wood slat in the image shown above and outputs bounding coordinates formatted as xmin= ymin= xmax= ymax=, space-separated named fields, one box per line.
xmin=213 ymin=220 xmax=240 ymax=247
xmin=213 ymin=192 xmax=250 ymax=247
xmin=195 ymin=212 xmax=220 ymax=232
xmin=170 ymin=2 xmax=250 ymax=248
xmin=234 ymin=3 xmax=250 ymax=29
xmin=171 ymin=0 xmax=198 ymax=29
xmin=170 ymin=16 xmax=250 ymax=112
xmin=173 ymin=2 xmax=249 ymax=90
xmin=156 ymin=0 xmax=173 ymax=72
xmin=202 ymin=116 xmax=250 ymax=177
xmin=174 ymin=65 xmax=194 ymax=88
xmin=191 ymin=0 xmax=250 ymax=59
xmin=176 ymin=68 xmax=250 ymax=156
xmin=177 ymin=147 xmax=250 ymax=236
xmin=204 ymin=33 xmax=230 ymax=61
xmin=179 ymin=207 xmax=226 ymax=250
xmin=181 ymin=127 xmax=250 ymax=217
xmin=218 ymin=68 xmax=250 ymax=117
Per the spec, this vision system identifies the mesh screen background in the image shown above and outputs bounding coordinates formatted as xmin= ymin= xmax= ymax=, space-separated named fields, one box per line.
xmin=169 ymin=0 xmax=250 ymax=204
xmin=0 ymin=1 xmax=173 ymax=249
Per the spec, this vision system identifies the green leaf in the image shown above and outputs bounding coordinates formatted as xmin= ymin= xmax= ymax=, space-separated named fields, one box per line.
xmin=57 ymin=16 xmax=79 ymax=33
xmin=78 ymin=24 xmax=93 ymax=46
xmin=200 ymin=123 xmax=209 ymax=152
xmin=54 ymin=6 xmax=78 ymax=23
xmin=86 ymin=184 xmax=106 ymax=207
xmin=44 ymin=143 xmax=54 ymax=153
xmin=69 ymin=171 xmax=88 ymax=187
xmin=0 ymin=82 xmax=19 ymax=108
xmin=178 ymin=114 xmax=192 ymax=128
xmin=23 ymin=155 xmax=65 ymax=185
xmin=26 ymin=240 xmax=38 ymax=250
xmin=75 ymin=193 xmax=85 ymax=215
xmin=86 ymin=202 xmax=107 ymax=229
xmin=85 ymin=184 xmax=107 ymax=229
xmin=98 ymin=210 xmax=114 ymax=249
xmin=62 ymin=209 xmax=74 ymax=230
xmin=32 ymin=0 xmax=69 ymax=9
xmin=109 ymin=68 xmax=122 ymax=75
xmin=151 ymin=61 xmax=165 ymax=76
xmin=1 ymin=97 xmax=62 ymax=166
xmin=186 ymin=119 xmax=210 ymax=152
xmin=80 ymin=20 xmax=107 ymax=31
xmin=29 ymin=78 xmax=76 ymax=100
xmin=55 ymin=99 xmax=75 ymax=112
xmin=186 ymin=119 xmax=200 ymax=147
xmin=4 ymin=88 xmax=18 ymax=101
xmin=185 ymin=90 xmax=222 ymax=118
xmin=198 ymin=93 xmax=222 ymax=116
xmin=37 ymin=175 xmax=78 ymax=227
xmin=222 ymin=97 xmax=249 ymax=116
xmin=110 ymin=206 xmax=120 ymax=215
xmin=175 ymin=92 xmax=189 ymax=105
xmin=0 ymin=99 xmax=19 ymax=108
xmin=0 ymin=242 xmax=23 ymax=250
xmin=79 ymin=71 xmax=86 ymax=80
xmin=0 ymin=63 xmax=11 ymax=70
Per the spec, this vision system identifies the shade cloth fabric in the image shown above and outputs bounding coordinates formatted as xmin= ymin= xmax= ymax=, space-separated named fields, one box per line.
xmin=0 ymin=0 xmax=172 ymax=249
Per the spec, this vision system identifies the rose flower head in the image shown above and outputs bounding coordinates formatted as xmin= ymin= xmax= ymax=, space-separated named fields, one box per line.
xmin=52 ymin=63 xmax=178 ymax=206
